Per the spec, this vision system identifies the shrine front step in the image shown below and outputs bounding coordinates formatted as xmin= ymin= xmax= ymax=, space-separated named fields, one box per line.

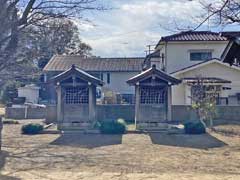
xmin=62 ymin=129 xmax=100 ymax=134
xmin=58 ymin=122 xmax=100 ymax=133
xmin=137 ymin=123 xmax=184 ymax=134
xmin=137 ymin=122 xmax=169 ymax=129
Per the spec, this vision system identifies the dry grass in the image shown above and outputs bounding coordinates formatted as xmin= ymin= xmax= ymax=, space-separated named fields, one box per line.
xmin=213 ymin=125 xmax=240 ymax=136
xmin=0 ymin=107 xmax=5 ymax=116
xmin=0 ymin=119 xmax=240 ymax=180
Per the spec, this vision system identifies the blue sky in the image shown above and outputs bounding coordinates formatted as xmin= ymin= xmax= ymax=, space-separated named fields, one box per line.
xmin=76 ymin=0 xmax=239 ymax=57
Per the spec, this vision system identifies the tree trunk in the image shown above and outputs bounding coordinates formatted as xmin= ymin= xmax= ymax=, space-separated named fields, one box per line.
xmin=197 ymin=109 xmax=207 ymax=127
xmin=209 ymin=117 xmax=213 ymax=129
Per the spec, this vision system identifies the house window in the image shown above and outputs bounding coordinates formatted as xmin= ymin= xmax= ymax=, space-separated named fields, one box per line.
xmin=140 ymin=87 xmax=166 ymax=104
xmin=107 ymin=73 xmax=110 ymax=84
xmin=65 ymin=87 xmax=89 ymax=104
xmin=190 ymin=51 xmax=212 ymax=61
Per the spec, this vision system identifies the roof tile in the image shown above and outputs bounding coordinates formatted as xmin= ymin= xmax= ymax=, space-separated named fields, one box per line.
xmin=160 ymin=31 xmax=228 ymax=42
xmin=43 ymin=55 xmax=144 ymax=72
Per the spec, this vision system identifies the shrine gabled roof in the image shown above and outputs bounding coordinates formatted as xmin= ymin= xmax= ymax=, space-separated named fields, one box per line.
xmin=127 ymin=65 xmax=181 ymax=86
xmin=50 ymin=64 xmax=104 ymax=86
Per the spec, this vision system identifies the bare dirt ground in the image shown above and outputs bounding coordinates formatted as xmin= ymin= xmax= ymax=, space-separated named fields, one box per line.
xmin=0 ymin=107 xmax=5 ymax=116
xmin=0 ymin=119 xmax=240 ymax=180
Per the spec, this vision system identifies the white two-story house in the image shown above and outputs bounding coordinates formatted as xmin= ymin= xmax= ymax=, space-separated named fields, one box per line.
xmin=145 ymin=31 xmax=240 ymax=105
xmin=41 ymin=31 xmax=240 ymax=106
xmin=42 ymin=56 xmax=144 ymax=104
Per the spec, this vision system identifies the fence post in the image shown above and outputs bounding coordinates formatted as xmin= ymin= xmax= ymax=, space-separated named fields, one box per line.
xmin=0 ymin=115 xmax=2 ymax=152
xmin=24 ymin=106 xmax=28 ymax=119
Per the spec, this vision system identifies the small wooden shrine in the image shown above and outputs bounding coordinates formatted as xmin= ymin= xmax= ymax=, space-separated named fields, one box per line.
xmin=51 ymin=64 xmax=103 ymax=131
xmin=127 ymin=65 xmax=181 ymax=129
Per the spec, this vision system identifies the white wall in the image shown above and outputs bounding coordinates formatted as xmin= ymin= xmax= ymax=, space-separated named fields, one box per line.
xmin=18 ymin=87 xmax=40 ymax=104
xmin=101 ymin=72 xmax=139 ymax=94
xmin=172 ymin=83 xmax=185 ymax=105
xmin=172 ymin=61 xmax=240 ymax=105
xmin=157 ymin=41 xmax=228 ymax=73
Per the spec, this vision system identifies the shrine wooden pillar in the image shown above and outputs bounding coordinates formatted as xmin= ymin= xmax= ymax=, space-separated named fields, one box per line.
xmin=167 ymin=85 xmax=172 ymax=121
xmin=88 ymin=83 xmax=97 ymax=122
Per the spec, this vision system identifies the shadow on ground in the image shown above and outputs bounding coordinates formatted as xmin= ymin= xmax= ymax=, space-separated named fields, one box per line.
xmin=149 ymin=133 xmax=227 ymax=149
xmin=0 ymin=151 xmax=21 ymax=180
xmin=0 ymin=175 xmax=20 ymax=180
xmin=50 ymin=133 xmax=123 ymax=148
xmin=0 ymin=151 xmax=7 ymax=169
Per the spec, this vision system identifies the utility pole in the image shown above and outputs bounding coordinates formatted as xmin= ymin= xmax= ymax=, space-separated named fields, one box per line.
xmin=147 ymin=45 xmax=151 ymax=55
xmin=145 ymin=44 xmax=155 ymax=56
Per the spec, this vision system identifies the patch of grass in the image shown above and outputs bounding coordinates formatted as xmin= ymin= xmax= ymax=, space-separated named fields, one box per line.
xmin=184 ymin=122 xmax=206 ymax=134
xmin=100 ymin=118 xmax=127 ymax=134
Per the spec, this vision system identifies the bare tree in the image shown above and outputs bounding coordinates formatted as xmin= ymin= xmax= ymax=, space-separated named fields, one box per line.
xmin=195 ymin=0 xmax=240 ymax=30
xmin=159 ymin=1 xmax=240 ymax=32
xmin=189 ymin=76 xmax=218 ymax=128
xmin=0 ymin=0 xmax=104 ymax=74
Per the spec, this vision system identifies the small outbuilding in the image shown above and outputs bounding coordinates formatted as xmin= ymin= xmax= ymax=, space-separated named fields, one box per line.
xmin=127 ymin=65 xmax=181 ymax=129
xmin=51 ymin=64 xmax=103 ymax=131
xmin=18 ymin=84 xmax=40 ymax=104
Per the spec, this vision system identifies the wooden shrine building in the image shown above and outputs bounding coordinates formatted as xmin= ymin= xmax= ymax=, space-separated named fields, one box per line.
xmin=51 ymin=64 xmax=103 ymax=131
xmin=127 ymin=65 xmax=181 ymax=129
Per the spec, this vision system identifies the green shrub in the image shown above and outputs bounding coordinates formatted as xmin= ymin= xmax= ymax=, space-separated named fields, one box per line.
xmin=184 ymin=122 xmax=206 ymax=134
xmin=0 ymin=81 xmax=22 ymax=104
xmin=21 ymin=123 xmax=43 ymax=134
xmin=100 ymin=119 xmax=127 ymax=134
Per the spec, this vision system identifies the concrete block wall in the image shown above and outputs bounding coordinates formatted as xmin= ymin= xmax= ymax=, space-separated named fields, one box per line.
xmin=172 ymin=105 xmax=240 ymax=122
xmin=46 ymin=104 xmax=135 ymax=123
xmin=172 ymin=105 xmax=197 ymax=122
xmin=5 ymin=105 xmax=240 ymax=122
xmin=96 ymin=105 xmax=135 ymax=122
xmin=215 ymin=106 xmax=240 ymax=121
xmin=5 ymin=107 xmax=46 ymax=119
xmin=46 ymin=105 xmax=57 ymax=123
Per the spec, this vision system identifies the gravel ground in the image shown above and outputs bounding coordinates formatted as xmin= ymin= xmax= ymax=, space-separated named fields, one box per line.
xmin=0 ymin=119 xmax=240 ymax=180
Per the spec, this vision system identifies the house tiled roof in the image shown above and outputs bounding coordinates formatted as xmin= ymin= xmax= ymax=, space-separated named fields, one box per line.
xmin=43 ymin=55 xmax=144 ymax=72
xmin=156 ymin=31 xmax=230 ymax=47
xmin=161 ymin=31 xmax=228 ymax=42
xmin=221 ymin=31 xmax=240 ymax=39
xmin=170 ymin=59 xmax=219 ymax=75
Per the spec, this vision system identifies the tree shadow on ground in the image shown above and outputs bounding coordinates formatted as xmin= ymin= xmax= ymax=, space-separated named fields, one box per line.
xmin=0 ymin=151 xmax=21 ymax=180
xmin=0 ymin=151 xmax=8 ymax=170
xmin=149 ymin=133 xmax=227 ymax=149
xmin=50 ymin=133 xmax=123 ymax=149
xmin=0 ymin=175 xmax=21 ymax=180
